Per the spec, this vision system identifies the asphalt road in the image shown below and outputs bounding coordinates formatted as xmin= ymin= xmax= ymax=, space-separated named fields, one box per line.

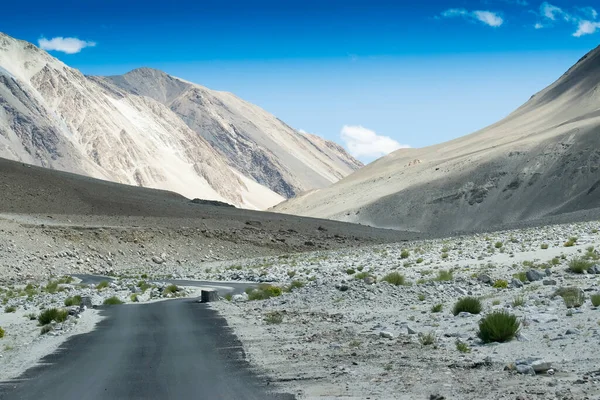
xmin=0 ymin=300 xmax=293 ymax=400
xmin=72 ymin=274 xmax=256 ymax=295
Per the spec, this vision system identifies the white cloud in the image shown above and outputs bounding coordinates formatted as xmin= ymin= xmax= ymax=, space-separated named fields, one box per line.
xmin=340 ymin=125 xmax=409 ymax=159
xmin=534 ymin=22 xmax=544 ymax=29
xmin=577 ymin=6 xmax=598 ymax=19
xmin=540 ymin=2 xmax=564 ymax=20
xmin=573 ymin=20 xmax=600 ymax=36
xmin=440 ymin=8 xmax=504 ymax=27
xmin=38 ymin=37 xmax=96 ymax=54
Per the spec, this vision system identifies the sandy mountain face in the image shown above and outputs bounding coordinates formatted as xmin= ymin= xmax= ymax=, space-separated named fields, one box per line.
xmin=0 ymin=32 xmax=360 ymax=209
xmin=275 ymin=45 xmax=600 ymax=233
xmin=99 ymin=68 xmax=362 ymax=199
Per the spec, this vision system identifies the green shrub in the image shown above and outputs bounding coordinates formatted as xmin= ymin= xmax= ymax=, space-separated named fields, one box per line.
xmin=345 ymin=268 xmax=356 ymax=275
xmin=455 ymin=340 xmax=470 ymax=353
xmin=568 ymin=258 xmax=593 ymax=274
xmin=287 ymin=270 xmax=296 ymax=278
xmin=431 ymin=303 xmax=443 ymax=313
xmin=224 ymin=293 xmax=233 ymax=301
xmin=25 ymin=313 xmax=37 ymax=321
xmin=441 ymin=253 xmax=449 ymax=259
xmin=382 ymin=272 xmax=406 ymax=286
xmin=130 ymin=294 xmax=138 ymax=302
xmin=163 ymin=284 xmax=180 ymax=295
xmin=512 ymin=296 xmax=525 ymax=308
xmin=58 ymin=276 xmax=74 ymax=284
xmin=541 ymin=243 xmax=549 ymax=250
xmin=45 ymin=281 xmax=59 ymax=294
xmin=477 ymin=311 xmax=520 ymax=343
xmin=400 ymin=250 xmax=410 ymax=259
xmin=38 ymin=308 xmax=69 ymax=325
xmin=513 ymin=272 xmax=527 ymax=282
xmin=555 ymin=287 xmax=585 ymax=309
xmin=452 ymin=297 xmax=482 ymax=316
xmin=0 ymin=327 xmax=4 ymax=338
xmin=357 ymin=266 xmax=364 ymax=272
xmin=287 ymin=280 xmax=305 ymax=291
xmin=494 ymin=242 xmax=503 ymax=249
xmin=416 ymin=258 xmax=424 ymax=264
xmin=96 ymin=281 xmax=109 ymax=290
xmin=103 ymin=296 xmax=124 ymax=305
xmin=418 ymin=294 xmax=426 ymax=301
xmin=264 ymin=311 xmax=284 ymax=324
xmin=4 ymin=305 xmax=16 ymax=313
xmin=564 ymin=237 xmax=578 ymax=247
xmin=137 ymin=281 xmax=151 ymax=292
xmin=493 ymin=279 xmax=508 ymax=289
xmin=591 ymin=294 xmax=600 ymax=307
xmin=247 ymin=284 xmax=283 ymax=301
xmin=64 ymin=295 xmax=82 ymax=307
xmin=435 ymin=270 xmax=453 ymax=281
xmin=492 ymin=300 xmax=501 ymax=306
xmin=140 ymin=273 xmax=148 ymax=279
xmin=419 ymin=332 xmax=436 ymax=346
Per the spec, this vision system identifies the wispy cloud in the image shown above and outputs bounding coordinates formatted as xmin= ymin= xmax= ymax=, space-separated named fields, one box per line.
xmin=340 ymin=125 xmax=409 ymax=159
xmin=535 ymin=2 xmax=599 ymax=37
xmin=38 ymin=37 xmax=96 ymax=54
xmin=439 ymin=8 xmax=504 ymax=27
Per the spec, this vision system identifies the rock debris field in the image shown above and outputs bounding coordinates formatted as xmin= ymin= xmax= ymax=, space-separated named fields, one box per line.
xmin=2 ymin=218 xmax=600 ymax=399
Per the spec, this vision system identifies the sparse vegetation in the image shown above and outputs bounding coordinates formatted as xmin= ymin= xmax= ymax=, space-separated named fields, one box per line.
xmin=163 ymin=284 xmax=180 ymax=295
xmin=541 ymin=243 xmax=549 ymax=249
xmin=40 ymin=325 xmax=53 ymax=335
xmin=513 ymin=272 xmax=527 ymax=282
xmin=493 ymin=279 xmax=508 ymax=289
xmin=418 ymin=294 xmax=426 ymax=302
xmin=38 ymin=308 xmax=69 ymax=325
xmin=441 ymin=252 xmax=449 ymax=259
xmin=264 ymin=311 xmax=284 ymax=324
xmin=130 ymin=294 xmax=138 ymax=302
xmin=354 ymin=271 xmax=375 ymax=281
xmin=224 ymin=293 xmax=233 ymax=301
xmin=555 ymin=287 xmax=585 ymax=309
xmin=287 ymin=280 xmax=305 ymax=291
xmin=431 ymin=303 xmax=443 ymax=313
xmin=137 ymin=281 xmax=151 ymax=292
xmin=419 ymin=332 xmax=436 ymax=346
xmin=452 ymin=297 xmax=482 ymax=316
xmin=591 ymin=294 xmax=600 ymax=307
xmin=0 ymin=327 xmax=4 ymax=338
xmin=64 ymin=295 xmax=82 ymax=307
xmin=44 ymin=281 xmax=59 ymax=294
xmin=103 ymin=296 xmax=124 ymax=305
xmin=25 ymin=313 xmax=37 ymax=321
xmin=564 ymin=237 xmax=578 ymax=247
xmin=568 ymin=257 xmax=593 ymax=274
xmin=492 ymin=300 xmax=501 ymax=306
xmin=477 ymin=311 xmax=520 ymax=343
xmin=382 ymin=272 xmax=406 ymax=286
xmin=416 ymin=258 xmax=424 ymax=264
xmin=96 ymin=281 xmax=109 ymax=290
xmin=455 ymin=340 xmax=470 ymax=353
xmin=4 ymin=305 xmax=16 ymax=313
xmin=435 ymin=270 xmax=453 ymax=281
xmin=494 ymin=242 xmax=503 ymax=249
xmin=400 ymin=250 xmax=410 ymax=259
xmin=247 ymin=284 xmax=283 ymax=301
xmin=345 ymin=268 xmax=355 ymax=275
xmin=512 ymin=296 xmax=525 ymax=308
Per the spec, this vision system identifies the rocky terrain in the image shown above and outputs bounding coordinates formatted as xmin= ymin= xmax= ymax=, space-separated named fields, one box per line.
xmin=0 ymin=32 xmax=360 ymax=210
xmin=275 ymin=44 xmax=600 ymax=233
xmin=208 ymin=220 xmax=600 ymax=399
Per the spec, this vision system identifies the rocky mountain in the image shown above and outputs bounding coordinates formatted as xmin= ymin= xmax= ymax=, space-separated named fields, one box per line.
xmin=274 ymin=45 xmax=600 ymax=233
xmin=97 ymin=68 xmax=362 ymax=199
xmin=0 ymin=32 xmax=361 ymax=209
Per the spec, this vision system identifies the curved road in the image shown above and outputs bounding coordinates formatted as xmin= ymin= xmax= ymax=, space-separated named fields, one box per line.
xmin=0 ymin=292 xmax=292 ymax=399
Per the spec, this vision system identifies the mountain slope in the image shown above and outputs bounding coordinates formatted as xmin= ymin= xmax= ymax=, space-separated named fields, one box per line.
xmin=274 ymin=45 xmax=600 ymax=233
xmin=0 ymin=32 xmax=360 ymax=209
xmin=100 ymin=68 xmax=362 ymax=198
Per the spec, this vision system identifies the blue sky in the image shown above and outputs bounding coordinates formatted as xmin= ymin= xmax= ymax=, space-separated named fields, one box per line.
xmin=1 ymin=0 xmax=599 ymax=162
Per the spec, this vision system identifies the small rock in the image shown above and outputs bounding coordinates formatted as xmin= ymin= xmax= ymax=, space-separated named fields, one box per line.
xmin=526 ymin=269 xmax=545 ymax=282
xmin=565 ymin=328 xmax=580 ymax=335
xmin=542 ymin=279 xmax=557 ymax=286
xmin=380 ymin=331 xmax=394 ymax=339
xmin=458 ymin=312 xmax=473 ymax=318
xmin=516 ymin=364 xmax=536 ymax=375
xmin=478 ymin=274 xmax=492 ymax=284
xmin=151 ymin=256 xmax=164 ymax=265
xmin=587 ymin=264 xmax=600 ymax=274
xmin=545 ymin=268 xmax=552 ymax=276
xmin=510 ymin=279 xmax=524 ymax=288
xmin=430 ymin=395 xmax=445 ymax=400
xmin=364 ymin=276 xmax=376 ymax=285
xmin=336 ymin=284 xmax=349 ymax=292
xmin=406 ymin=326 xmax=417 ymax=335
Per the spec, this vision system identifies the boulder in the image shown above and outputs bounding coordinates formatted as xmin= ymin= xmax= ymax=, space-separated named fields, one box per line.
xmin=526 ymin=269 xmax=544 ymax=282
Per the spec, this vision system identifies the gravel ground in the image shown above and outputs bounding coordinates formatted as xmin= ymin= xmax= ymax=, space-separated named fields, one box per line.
xmin=210 ymin=220 xmax=600 ymax=400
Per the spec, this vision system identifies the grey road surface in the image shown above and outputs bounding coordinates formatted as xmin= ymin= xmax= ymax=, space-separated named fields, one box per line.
xmin=0 ymin=300 xmax=293 ymax=400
